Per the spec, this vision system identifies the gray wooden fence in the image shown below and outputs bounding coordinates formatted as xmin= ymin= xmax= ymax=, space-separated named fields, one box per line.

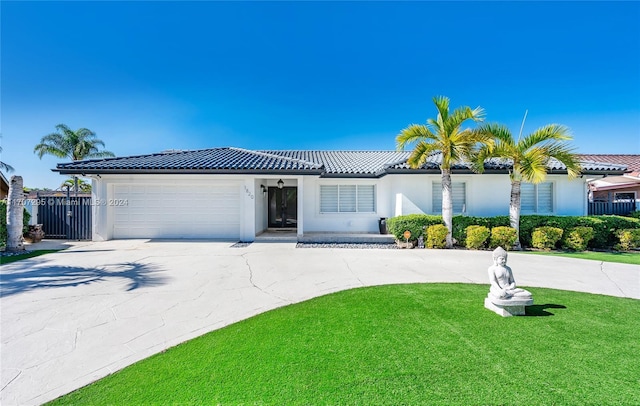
xmin=588 ymin=200 xmax=636 ymax=216
xmin=37 ymin=196 xmax=92 ymax=240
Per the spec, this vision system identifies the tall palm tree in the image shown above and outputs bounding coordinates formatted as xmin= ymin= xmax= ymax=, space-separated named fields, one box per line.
xmin=34 ymin=124 xmax=114 ymax=193
xmin=397 ymin=96 xmax=487 ymax=248
xmin=34 ymin=124 xmax=115 ymax=161
xmin=472 ymin=123 xmax=581 ymax=249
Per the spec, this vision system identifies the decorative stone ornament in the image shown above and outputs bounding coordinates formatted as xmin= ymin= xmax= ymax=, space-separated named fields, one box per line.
xmin=485 ymin=246 xmax=533 ymax=316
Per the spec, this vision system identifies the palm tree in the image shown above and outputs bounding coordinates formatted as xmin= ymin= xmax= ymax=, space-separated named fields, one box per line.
xmin=472 ymin=123 xmax=581 ymax=249
xmin=0 ymin=146 xmax=14 ymax=173
xmin=61 ymin=177 xmax=92 ymax=193
xmin=34 ymin=124 xmax=115 ymax=161
xmin=6 ymin=175 xmax=25 ymax=252
xmin=34 ymin=124 xmax=115 ymax=193
xmin=397 ymin=96 xmax=487 ymax=248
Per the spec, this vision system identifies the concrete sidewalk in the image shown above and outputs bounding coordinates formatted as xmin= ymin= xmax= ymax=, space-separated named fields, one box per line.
xmin=1 ymin=240 xmax=638 ymax=405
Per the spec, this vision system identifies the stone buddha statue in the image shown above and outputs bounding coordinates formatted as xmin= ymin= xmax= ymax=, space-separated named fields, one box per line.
xmin=487 ymin=247 xmax=532 ymax=300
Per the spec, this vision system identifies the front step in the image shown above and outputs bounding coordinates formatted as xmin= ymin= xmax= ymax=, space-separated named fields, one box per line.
xmin=299 ymin=233 xmax=395 ymax=244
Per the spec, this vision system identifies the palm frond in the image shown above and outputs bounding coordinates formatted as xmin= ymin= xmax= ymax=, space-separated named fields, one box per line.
xmin=519 ymin=124 xmax=571 ymax=152
xmin=432 ymin=96 xmax=450 ymax=124
xmin=396 ymin=124 xmax=436 ymax=151
xmin=0 ymin=161 xmax=14 ymax=173
xmin=544 ymin=142 xmax=581 ymax=179
xmin=407 ymin=141 xmax=439 ymax=169
xmin=518 ymin=147 xmax=550 ymax=184
xmin=35 ymin=124 xmax=114 ymax=161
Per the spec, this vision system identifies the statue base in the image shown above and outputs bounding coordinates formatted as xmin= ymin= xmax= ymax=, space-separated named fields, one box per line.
xmin=484 ymin=295 xmax=533 ymax=317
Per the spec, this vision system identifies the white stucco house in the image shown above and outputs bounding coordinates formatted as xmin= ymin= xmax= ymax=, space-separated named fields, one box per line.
xmin=54 ymin=147 xmax=628 ymax=242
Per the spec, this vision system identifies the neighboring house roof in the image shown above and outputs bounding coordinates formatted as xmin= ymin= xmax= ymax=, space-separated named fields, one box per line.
xmin=0 ymin=171 xmax=9 ymax=199
xmin=576 ymin=154 xmax=640 ymax=176
xmin=589 ymin=175 xmax=640 ymax=192
xmin=54 ymin=147 xmax=630 ymax=178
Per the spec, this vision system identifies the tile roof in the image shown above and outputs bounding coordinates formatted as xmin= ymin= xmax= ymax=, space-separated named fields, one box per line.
xmin=576 ymin=154 xmax=640 ymax=174
xmin=262 ymin=150 xmax=411 ymax=175
xmin=55 ymin=147 xmax=324 ymax=174
xmin=55 ymin=147 xmax=630 ymax=177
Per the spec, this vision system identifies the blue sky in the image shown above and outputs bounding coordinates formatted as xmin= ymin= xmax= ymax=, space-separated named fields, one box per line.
xmin=2 ymin=1 xmax=639 ymax=189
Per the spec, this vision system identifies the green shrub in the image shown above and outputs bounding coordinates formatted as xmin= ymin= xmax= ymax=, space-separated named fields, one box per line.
xmin=615 ymin=229 xmax=640 ymax=251
xmin=0 ymin=201 xmax=32 ymax=247
xmin=596 ymin=215 xmax=640 ymax=247
xmin=629 ymin=211 xmax=640 ymax=220
xmin=532 ymin=226 xmax=564 ymax=250
xmin=426 ymin=224 xmax=448 ymax=249
xmin=452 ymin=215 xmax=508 ymax=245
xmin=465 ymin=225 xmax=490 ymax=249
xmin=519 ymin=215 xmax=640 ymax=249
xmin=562 ymin=227 xmax=594 ymax=251
xmin=489 ymin=226 xmax=517 ymax=250
xmin=386 ymin=214 xmax=443 ymax=242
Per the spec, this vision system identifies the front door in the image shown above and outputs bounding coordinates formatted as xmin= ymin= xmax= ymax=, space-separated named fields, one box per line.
xmin=268 ymin=187 xmax=297 ymax=228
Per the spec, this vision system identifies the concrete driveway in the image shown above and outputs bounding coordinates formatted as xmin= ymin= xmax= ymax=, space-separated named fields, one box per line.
xmin=1 ymin=240 xmax=638 ymax=405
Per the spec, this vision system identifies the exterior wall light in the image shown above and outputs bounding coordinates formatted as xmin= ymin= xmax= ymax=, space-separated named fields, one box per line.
xmin=277 ymin=179 xmax=284 ymax=189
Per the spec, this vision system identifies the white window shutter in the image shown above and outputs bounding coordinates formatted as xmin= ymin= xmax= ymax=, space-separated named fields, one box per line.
xmin=339 ymin=185 xmax=357 ymax=212
xmin=357 ymin=185 xmax=375 ymax=212
xmin=320 ymin=185 xmax=338 ymax=213
xmin=432 ymin=182 xmax=442 ymax=213
xmin=537 ymin=182 xmax=553 ymax=213
xmin=432 ymin=181 xmax=465 ymax=213
xmin=520 ymin=183 xmax=536 ymax=212
xmin=452 ymin=183 xmax=466 ymax=213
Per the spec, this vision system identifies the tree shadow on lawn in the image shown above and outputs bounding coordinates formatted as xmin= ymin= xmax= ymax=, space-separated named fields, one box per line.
xmin=525 ymin=303 xmax=567 ymax=316
xmin=0 ymin=262 xmax=168 ymax=297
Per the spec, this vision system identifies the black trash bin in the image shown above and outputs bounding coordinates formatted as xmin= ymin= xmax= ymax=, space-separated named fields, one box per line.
xmin=378 ymin=217 xmax=388 ymax=234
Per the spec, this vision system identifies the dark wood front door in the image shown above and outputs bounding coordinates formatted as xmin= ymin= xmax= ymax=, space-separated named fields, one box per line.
xmin=268 ymin=187 xmax=297 ymax=228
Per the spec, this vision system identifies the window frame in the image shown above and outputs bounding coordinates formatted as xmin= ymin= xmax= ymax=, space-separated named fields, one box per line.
xmin=520 ymin=181 xmax=554 ymax=214
xmin=432 ymin=181 xmax=467 ymax=214
xmin=613 ymin=191 xmax=636 ymax=203
xmin=319 ymin=184 xmax=376 ymax=214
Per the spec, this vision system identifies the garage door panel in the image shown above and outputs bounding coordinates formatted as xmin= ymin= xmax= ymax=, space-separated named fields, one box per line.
xmin=112 ymin=183 xmax=241 ymax=239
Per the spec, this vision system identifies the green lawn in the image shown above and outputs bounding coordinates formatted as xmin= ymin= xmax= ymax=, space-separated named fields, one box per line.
xmin=50 ymin=284 xmax=639 ymax=405
xmin=0 ymin=250 xmax=60 ymax=265
xmin=521 ymin=250 xmax=640 ymax=265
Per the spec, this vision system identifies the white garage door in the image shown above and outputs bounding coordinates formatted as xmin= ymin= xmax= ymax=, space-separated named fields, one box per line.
xmin=112 ymin=183 xmax=241 ymax=239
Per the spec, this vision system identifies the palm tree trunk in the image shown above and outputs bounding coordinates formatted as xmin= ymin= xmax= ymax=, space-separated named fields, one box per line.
xmin=7 ymin=175 xmax=25 ymax=252
xmin=510 ymin=180 xmax=522 ymax=250
xmin=441 ymin=169 xmax=454 ymax=248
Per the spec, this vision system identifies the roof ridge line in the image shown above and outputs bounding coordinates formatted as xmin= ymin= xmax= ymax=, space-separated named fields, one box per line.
xmin=231 ymin=147 xmax=323 ymax=169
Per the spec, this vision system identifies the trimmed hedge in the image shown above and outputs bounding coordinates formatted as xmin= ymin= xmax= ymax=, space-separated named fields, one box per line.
xmin=387 ymin=213 xmax=640 ymax=249
xmin=386 ymin=214 xmax=443 ymax=242
xmin=465 ymin=225 xmax=490 ymax=249
xmin=519 ymin=215 xmax=640 ymax=249
xmin=452 ymin=215 xmax=509 ymax=244
xmin=615 ymin=229 xmax=640 ymax=251
xmin=489 ymin=226 xmax=518 ymax=249
xmin=562 ymin=227 xmax=595 ymax=251
xmin=532 ymin=226 xmax=564 ymax=250
xmin=426 ymin=224 xmax=448 ymax=249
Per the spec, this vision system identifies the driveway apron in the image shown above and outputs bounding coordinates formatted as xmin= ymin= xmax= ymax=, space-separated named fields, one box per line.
xmin=1 ymin=240 xmax=638 ymax=405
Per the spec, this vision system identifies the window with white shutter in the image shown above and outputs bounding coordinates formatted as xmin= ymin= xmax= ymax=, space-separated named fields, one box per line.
xmin=521 ymin=182 xmax=553 ymax=213
xmin=432 ymin=182 xmax=466 ymax=214
xmin=320 ymin=185 xmax=376 ymax=213
xmin=320 ymin=185 xmax=338 ymax=213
